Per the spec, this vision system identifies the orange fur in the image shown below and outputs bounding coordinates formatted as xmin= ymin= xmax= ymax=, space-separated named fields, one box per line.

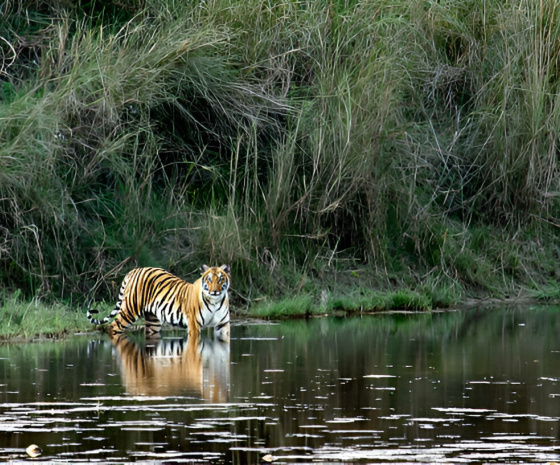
xmin=87 ymin=265 xmax=230 ymax=341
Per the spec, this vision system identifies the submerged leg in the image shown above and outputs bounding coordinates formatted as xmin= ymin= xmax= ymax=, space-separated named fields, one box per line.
xmin=144 ymin=312 xmax=162 ymax=338
xmin=108 ymin=315 xmax=129 ymax=336
xmin=107 ymin=301 xmax=137 ymax=336
xmin=214 ymin=321 xmax=230 ymax=343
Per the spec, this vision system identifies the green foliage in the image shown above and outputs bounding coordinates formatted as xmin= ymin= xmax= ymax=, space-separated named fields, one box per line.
xmin=0 ymin=0 xmax=559 ymax=309
xmin=328 ymin=288 xmax=432 ymax=313
xmin=531 ymin=282 xmax=560 ymax=301
xmin=250 ymin=295 xmax=320 ymax=319
xmin=250 ymin=286 xmax=433 ymax=319
xmin=0 ymin=292 xmax=91 ymax=339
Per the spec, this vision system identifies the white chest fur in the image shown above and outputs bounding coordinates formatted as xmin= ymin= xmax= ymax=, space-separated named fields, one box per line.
xmin=199 ymin=293 xmax=229 ymax=330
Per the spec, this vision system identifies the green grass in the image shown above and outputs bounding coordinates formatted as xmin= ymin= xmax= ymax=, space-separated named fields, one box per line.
xmin=0 ymin=0 xmax=560 ymax=316
xmin=330 ymin=289 xmax=433 ymax=313
xmin=531 ymin=282 xmax=560 ymax=301
xmin=250 ymin=288 xmax=433 ymax=320
xmin=250 ymin=295 xmax=321 ymax=319
xmin=0 ymin=293 xmax=92 ymax=340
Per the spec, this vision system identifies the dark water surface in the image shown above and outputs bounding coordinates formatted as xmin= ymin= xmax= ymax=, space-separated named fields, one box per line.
xmin=1 ymin=305 xmax=560 ymax=463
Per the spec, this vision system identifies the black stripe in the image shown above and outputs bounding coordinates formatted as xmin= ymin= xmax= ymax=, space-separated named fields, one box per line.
xmin=121 ymin=311 xmax=135 ymax=325
xmin=199 ymin=305 xmax=205 ymax=326
xmin=129 ymin=273 xmax=139 ymax=313
xmin=202 ymin=295 xmax=213 ymax=313
xmin=145 ymin=270 xmax=172 ymax=305
xmin=157 ymin=281 xmax=179 ymax=308
xmin=140 ymin=269 xmax=161 ymax=309
xmin=161 ymin=301 xmax=173 ymax=320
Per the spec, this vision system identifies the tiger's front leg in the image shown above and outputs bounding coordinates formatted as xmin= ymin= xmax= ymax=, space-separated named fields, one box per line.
xmin=214 ymin=322 xmax=230 ymax=342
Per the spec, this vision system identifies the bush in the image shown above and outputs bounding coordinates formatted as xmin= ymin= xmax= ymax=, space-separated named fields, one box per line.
xmin=0 ymin=0 xmax=559 ymax=306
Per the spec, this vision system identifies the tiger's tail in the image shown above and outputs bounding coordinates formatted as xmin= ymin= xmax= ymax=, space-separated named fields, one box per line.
xmin=86 ymin=306 xmax=120 ymax=326
xmin=87 ymin=272 xmax=130 ymax=326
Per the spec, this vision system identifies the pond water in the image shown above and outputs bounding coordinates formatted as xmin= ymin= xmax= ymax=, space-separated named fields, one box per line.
xmin=1 ymin=305 xmax=560 ymax=463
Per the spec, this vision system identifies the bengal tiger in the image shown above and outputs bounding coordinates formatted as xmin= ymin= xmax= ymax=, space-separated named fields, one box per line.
xmin=87 ymin=265 xmax=231 ymax=341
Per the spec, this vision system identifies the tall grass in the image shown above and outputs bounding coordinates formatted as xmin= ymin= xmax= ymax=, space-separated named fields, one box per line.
xmin=0 ymin=0 xmax=559 ymax=307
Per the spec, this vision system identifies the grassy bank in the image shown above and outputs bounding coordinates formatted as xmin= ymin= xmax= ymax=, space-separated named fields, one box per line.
xmin=1 ymin=0 xmax=560 ymax=324
xmin=0 ymin=293 xmax=92 ymax=340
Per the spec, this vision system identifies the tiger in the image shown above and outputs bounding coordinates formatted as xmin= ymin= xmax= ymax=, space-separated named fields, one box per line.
xmin=87 ymin=265 xmax=231 ymax=341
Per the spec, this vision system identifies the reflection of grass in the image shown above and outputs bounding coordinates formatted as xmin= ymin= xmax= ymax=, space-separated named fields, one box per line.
xmin=249 ymin=305 xmax=560 ymax=346
xmin=0 ymin=293 xmax=92 ymax=340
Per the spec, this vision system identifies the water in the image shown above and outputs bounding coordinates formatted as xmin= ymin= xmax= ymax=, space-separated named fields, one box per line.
xmin=1 ymin=305 xmax=560 ymax=463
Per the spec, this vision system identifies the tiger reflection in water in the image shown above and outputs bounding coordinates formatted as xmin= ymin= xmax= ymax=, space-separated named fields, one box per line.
xmin=109 ymin=332 xmax=230 ymax=402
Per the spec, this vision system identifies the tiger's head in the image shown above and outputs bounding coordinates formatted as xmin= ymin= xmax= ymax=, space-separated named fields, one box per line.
xmin=200 ymin=264 xmax=231 ymax=299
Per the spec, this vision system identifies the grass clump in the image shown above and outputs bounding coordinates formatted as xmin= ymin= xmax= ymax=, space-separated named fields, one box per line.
xmin=531 ymin=282 xmax=560 ymax=301
xmin=0 ymin=292 xmax=91 ymax=340
xmin=250 ymin=288 xmax=433 ymax=320
xmin=328 ymin=289 xmax=432 ymax=313
xmin=250 ymin=295 xmax=321 ymax=320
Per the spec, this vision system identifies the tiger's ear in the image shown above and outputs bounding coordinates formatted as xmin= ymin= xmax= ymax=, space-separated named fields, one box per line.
xmin=220 ymin=264 xmax=231 ymax=276
xmin=201 ymin=264 xmax=209 ymax=274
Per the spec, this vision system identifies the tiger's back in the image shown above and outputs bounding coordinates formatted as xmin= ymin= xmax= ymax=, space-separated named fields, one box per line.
xmin=87 ymin=265 xmax=230 ymax=340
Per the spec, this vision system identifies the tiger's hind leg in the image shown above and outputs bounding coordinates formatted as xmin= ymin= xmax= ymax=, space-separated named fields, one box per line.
xmin=107 ymin=300 xmax=138 ymax=336
xmin=107 ymin=315 xmax=129 ymax=337
xmin=144 ymin=312 xmax=162 ymax=338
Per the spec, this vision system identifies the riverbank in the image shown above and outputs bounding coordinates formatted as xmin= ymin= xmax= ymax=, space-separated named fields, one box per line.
xmin=2 ymin=282 xmax=556 ymax=342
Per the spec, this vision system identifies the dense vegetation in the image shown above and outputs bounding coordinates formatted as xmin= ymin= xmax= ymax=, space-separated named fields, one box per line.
xmin=1 ymin=0 xmax=559 ymax=314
